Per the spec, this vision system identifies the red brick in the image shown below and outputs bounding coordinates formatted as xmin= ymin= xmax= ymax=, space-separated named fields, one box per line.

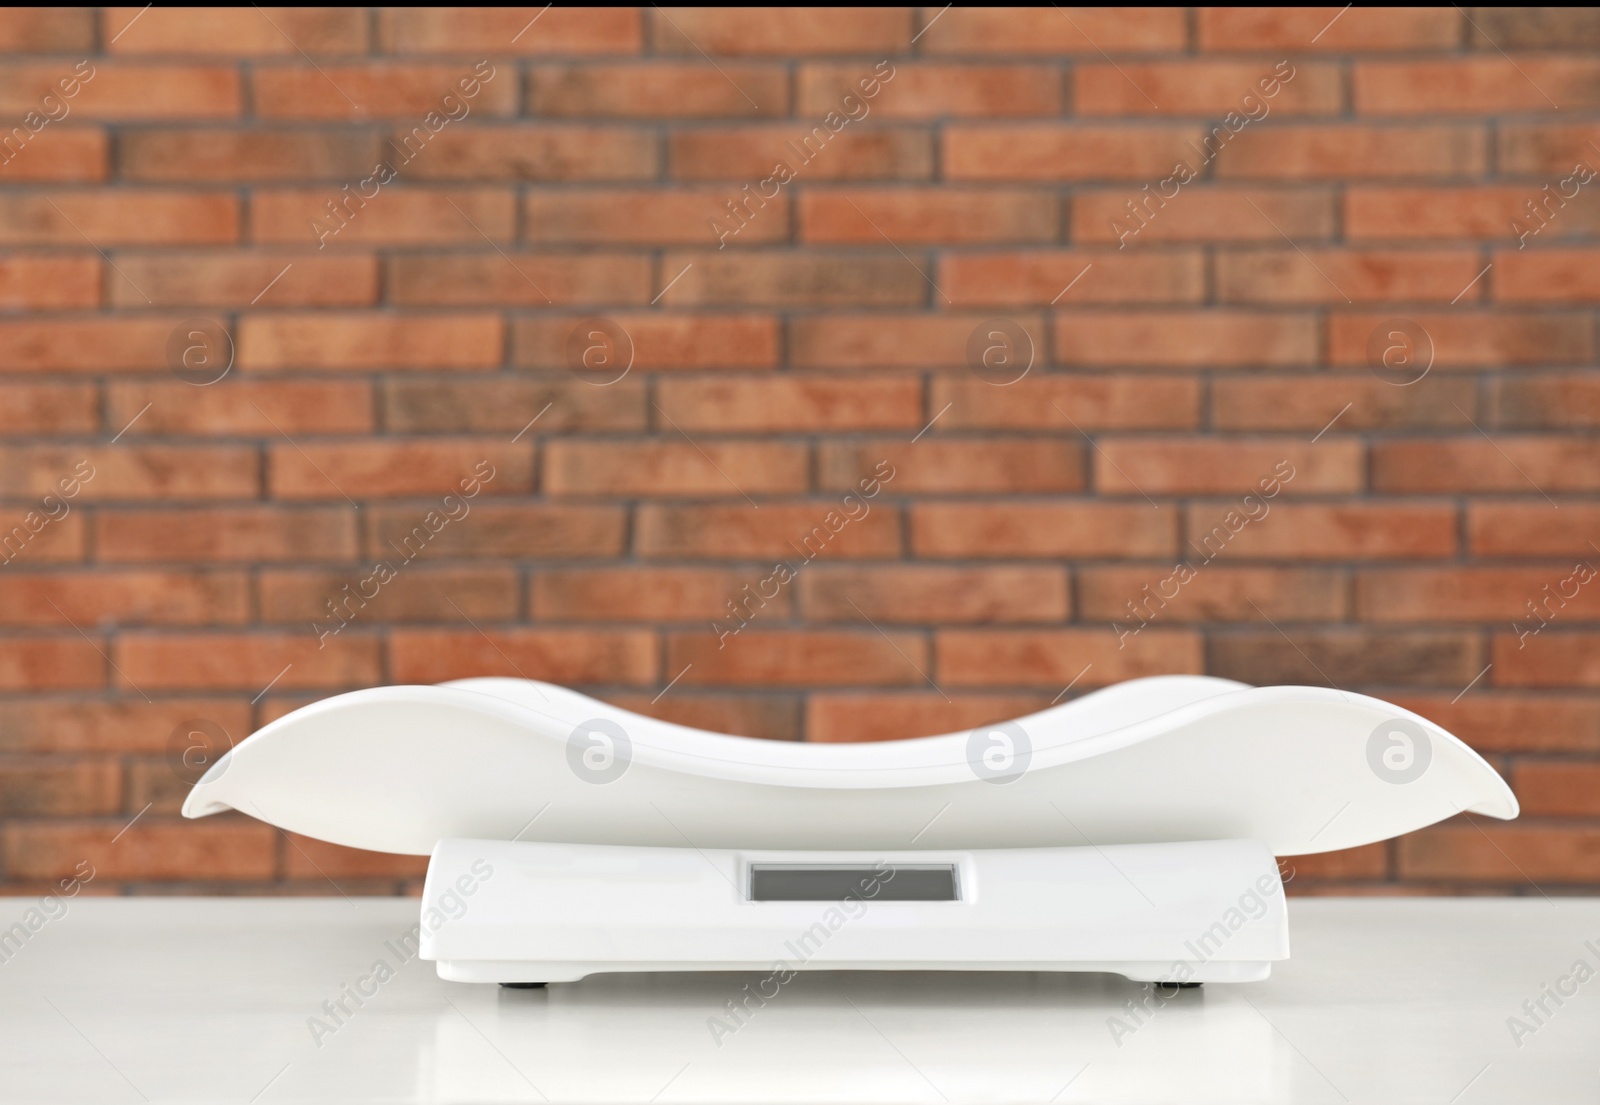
xmin=0 ymin=192 xmax=237 ymax=246
xmin=801 ymin=188 xmax=1057 ymax=245
xmin=3 ymin=821 xmax=277 ymax=881
xmin=946 ymin=125 xmax=1203 ymax=181
xmin=108 ymin=380 xmax=373 ymax=436
xmin=649 ymin=8 xmax=909 ymax=54
xmin=654 ymin=253 xmax=926 ymax=307
xmin=0 ymin=512 xmax=86 ymax=565
xmin=0 ymin=63 xmax=240 ymax=120
xmin=366 ymin=504 xmax=625 ymax=559
xmin=636 ymin=502 xmax=902 ymax=560
xmin=270 ymin=440 xmax=531 ymax=500
xmin=530 ymin=63 xmax=790 ymax=118
xmin=921 ymin=8 xmax=1186 ymax=53
xmin=0 ymin=638 xmax=104 ymax=690
xmin=1373 ymin=439 xmax=1600 ymax=493
xmin=544 ymin=441 xmax=807 ymax=498
xmin=1400 ymin=823 xmax=1600 ymax=884
xmin=1495 ymin=249 xmax=1600 ymax=303
xmin=1346 ymin=186 xmax=1600 ymax=242
xmin=1095 ymin=440 xmax=1360 ymax=496
xmin=514 ymin=314 xmax=779 ymax=371
xmin=933 ymin=377 xmax=1200 ymax=430
xmin=0 ymin=383 xmax=98 ymax=434
xmin=251 ymin=188 xmax=515 ymax=247
xmin=1080 ymin=566 xmax=1346 ymax=623
xmin=941 ymin=250 xmax=1203 ymax=306
xmin=96 ymin=507 xmax=358 ymax=563
xmin=912 ymin=503 xmax=1175 ymax=559
xmin=526 ymin=189 xmax=789 ymax=246
xmin=655 ymin=377 xmax=923 ymax=432
xmin=818 ymin=440 xmax=1085 ymax=493
xmin=668 ymin=630 xmax=928 ymax=688
xmin=790 ymin=313 xmax=1046 ymax=370
xmin=106 ymin=7 xmax=366 ymax=54
xmin=238 ymin=313 xmax=502 ymax=371
xmin=1469 ymin=504 xmax=1600 ymax=557
xmin=1211 ymin=629 xmax=1482 ymax=687
xmin=1493 ymin=632 xmax=1600 ymax=688
xmin=1055 ymin=310 xmax=1318 ymax=367
xmin=801 ymin=566 xmax=1069 ymax=624
xmin=108 ymin=252 xmax=377 ymax=309
xmin=1498 ymin=123 xmax=1600 ymax=175
xmin=0 ymin=319 xmax=186 ymax=373
xmin=1357 ymin=59 xmax=1600 ymax=115
xmin=1516 ymin=763 xmax=1600 ymax=816
xmin=669 ymin=125 xmax=933 ymax=181
xmin=1387 ymin=693 xmax=1600 ymax=754
xmin=0 ymin=255 xmax=99 ymax=310
xmin=1187 ymin=503 xmax=1457 ymax=560
xmin=253 ymin=63 xmax=516 ymax=120
xmin=407 ymin=127 xmax=659 ymax=182
xmin=937 ymin=628 xmax=1201 ymax=688
xmin=806 ymin=692 xmax=1054 ymax=743
xmin=0 ymin=571 xmax=249 ymax=627
xmin=1328 ymin=310 xmax=1595 ymax=368
xmin=383 ymin=379 xmax=646 ymax=434
xmin=601 ymin=693 xmax=801 ymax=742
xmin=389 ymin=252 xmax=651 ymax=306
xmin=0 ymin=446 xmax=257 ymax=501
xmin=1075 ymin=61 xmax=1341 ymax=117
xmin=533 ymin=568 xmax=794 ymax=623
xmin=260 ymin=566 xmax=518 ymax=625
xmin=1197 ymin=8 xmax=1460 ymax=51
xmin=1216 ymin=249 xmax=1484 ymax=304
xmin=1072 ymin=187 xmax=1337 ymax=245
xmin=1495 ymin=375 xmax=1600 ymax=429
xmin=1470 ymin=9 xmax=1600 ymax=48
xmin=0 ymin=698 xmax=250 ymax=754
xmin=1358 ymin=568 xmax=1600 ymax=622
xmin=118 ymin=632 xmax=380 ymax=691
xmin=119 ymin=128 xmax=382 ymax=183
xmin=390 ymin=628 xmax=657 ymax=685
xmin=0 ymin=128 xmax=107 ymax=182
xmin=1284 ymin=845 xmax=1390 ymax=882
xmin=1211 ymin=376 xmax=1478 ymax=431
xmin=1215 ymin=125 xmax=1486 ymax=179
xmin=0 ymin=8 xmax=93 ymax=50
xmin=378 ymin=7 xmax=641 ymax=53
xmin=799 ymin=63 xmax=1061 ymax=120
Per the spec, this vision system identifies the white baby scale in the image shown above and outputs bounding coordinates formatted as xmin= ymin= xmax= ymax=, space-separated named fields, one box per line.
xmin=183 ymin=675 xmax=1517 ymax=987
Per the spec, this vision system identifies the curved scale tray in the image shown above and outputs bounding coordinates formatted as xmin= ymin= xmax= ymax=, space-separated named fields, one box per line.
xmin=182 ymin=675 xmax=1516 ymax=857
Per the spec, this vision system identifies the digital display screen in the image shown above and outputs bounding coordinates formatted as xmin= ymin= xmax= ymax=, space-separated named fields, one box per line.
xmin=747 ymin=864 xmax=959 ymax=902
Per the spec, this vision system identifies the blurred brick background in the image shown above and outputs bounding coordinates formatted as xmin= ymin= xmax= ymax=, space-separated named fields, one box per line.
xmin=0 ymin=6 xmax=1597 ymax=897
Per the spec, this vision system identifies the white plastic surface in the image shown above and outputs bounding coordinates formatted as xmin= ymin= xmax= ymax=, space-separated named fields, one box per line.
xmin=420 ymin=838 xmax=1288 ymax=985
xmin=182 ymin=675 xmax=1516 ymax=856
xmin=5 ymin=897 xmax=1596 ymax=1104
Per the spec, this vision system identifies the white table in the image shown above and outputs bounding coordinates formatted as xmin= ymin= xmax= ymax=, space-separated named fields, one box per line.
xmin=0 ymin=897 xmax=1594 ymax=1104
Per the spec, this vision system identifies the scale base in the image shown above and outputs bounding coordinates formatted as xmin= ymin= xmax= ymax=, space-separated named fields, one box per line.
xmin=420 ymin=837 xmax=1290 ymax=986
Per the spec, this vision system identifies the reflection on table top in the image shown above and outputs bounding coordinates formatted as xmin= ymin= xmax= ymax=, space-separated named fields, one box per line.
xmin=0 ymin=897 xmax=1595 ymax=1103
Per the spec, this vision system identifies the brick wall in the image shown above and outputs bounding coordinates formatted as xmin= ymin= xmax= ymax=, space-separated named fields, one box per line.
xmin=0 ymin=7 xmax=1596 ymax=896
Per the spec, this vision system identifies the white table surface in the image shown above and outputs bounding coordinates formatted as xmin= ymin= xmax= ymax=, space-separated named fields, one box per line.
xmin=0 ymin=897 xmax=1594 ymax=1104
